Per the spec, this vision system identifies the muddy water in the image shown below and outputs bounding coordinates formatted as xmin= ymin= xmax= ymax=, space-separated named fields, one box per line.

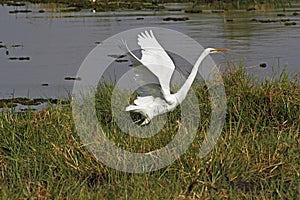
xmin=0 ymin=3 xmax=299 ymax=98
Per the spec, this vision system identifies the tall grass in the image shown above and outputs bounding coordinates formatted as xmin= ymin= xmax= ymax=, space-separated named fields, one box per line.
xmin=0 ymin=67 xmax=299 ymax=199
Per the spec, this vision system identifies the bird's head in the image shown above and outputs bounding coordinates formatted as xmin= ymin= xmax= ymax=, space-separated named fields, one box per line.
xmin=206 ymin=47 xmax=229 ymax=54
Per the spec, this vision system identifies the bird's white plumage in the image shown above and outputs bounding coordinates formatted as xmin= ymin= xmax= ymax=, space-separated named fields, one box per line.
xmin=125 ymin=96 xmax=173 ymax=125
xmin=124 ymin=30 xmax=227 ymax=125
xmin=125 ymin=30 xmax=176 ymax=99
xmin=134 ymin=96 xmax=154 ymax=106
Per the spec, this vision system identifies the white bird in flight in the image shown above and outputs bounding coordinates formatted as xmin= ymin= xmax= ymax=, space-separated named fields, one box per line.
xmin=124 ymin=30 xmax=228 ymax=125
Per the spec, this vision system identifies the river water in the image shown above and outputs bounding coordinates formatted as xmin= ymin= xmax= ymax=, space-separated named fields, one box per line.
xmin=0 ymin=3 xmax=299 ymax=99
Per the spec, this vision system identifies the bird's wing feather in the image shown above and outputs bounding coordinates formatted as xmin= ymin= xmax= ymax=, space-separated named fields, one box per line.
xmin=122 ymin=43 xmax=165 ymax=101
xmin=137 ymin=30 xmax=175 ymax=95
xmin=124 ymin=30 xmax=176 ymax=97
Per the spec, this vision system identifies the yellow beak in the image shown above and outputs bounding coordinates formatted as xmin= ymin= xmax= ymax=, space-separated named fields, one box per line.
xmin=211 ymin=48 xmax=229 ymax=53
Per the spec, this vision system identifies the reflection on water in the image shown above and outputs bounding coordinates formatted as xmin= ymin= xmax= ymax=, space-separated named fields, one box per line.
xmin=0 ymin=3 xmax=299 ymax=98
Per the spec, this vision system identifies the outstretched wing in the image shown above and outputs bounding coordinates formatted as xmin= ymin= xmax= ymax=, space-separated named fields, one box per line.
xmin=124 ymin=30 xmax=176 ymax=98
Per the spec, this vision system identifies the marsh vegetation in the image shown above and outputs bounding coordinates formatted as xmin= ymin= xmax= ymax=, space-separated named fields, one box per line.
xmin=0 ymin=67 xmax=299 ymax=199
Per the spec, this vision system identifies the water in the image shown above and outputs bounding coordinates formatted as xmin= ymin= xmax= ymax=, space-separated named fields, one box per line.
xmin=0 ymin=3 xmax=299 ymax=99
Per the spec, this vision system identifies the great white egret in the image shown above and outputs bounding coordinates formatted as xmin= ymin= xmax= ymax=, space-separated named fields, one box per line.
xmin=124 ymin=30 xmax=228 ymax=125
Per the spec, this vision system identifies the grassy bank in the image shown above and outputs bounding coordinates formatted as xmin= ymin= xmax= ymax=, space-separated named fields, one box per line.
xmin=0 ymin=67 xmax=299 ymax=199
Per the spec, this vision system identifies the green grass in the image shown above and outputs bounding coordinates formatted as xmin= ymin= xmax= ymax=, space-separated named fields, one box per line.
xmin=0 ymin=67 xmax=299 ymax=199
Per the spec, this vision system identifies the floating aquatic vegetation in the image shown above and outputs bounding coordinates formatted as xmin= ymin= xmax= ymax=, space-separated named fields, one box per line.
xmin=115 ymin=59 xmax=128 ymax=63
xmin=284 ymin=22 xmax=296 ymax=25
xmin=277 ymin=13 xmax=285 ymax=16
xmin=11 ymin=44 xmax=23 ymax=48
xmin=9 ymin=10 xmax=32 ymax=14
xmin=163 ymin=17 xmax=189 ymax=21
xmin=64 ymin=76 xmax=82 ymax=81
xmin=259 ymin=63 xmax=267 ymax=68
xmin=8 ymin=56 xmax=30 ymax=61
xmin=167 ymin=8 xmax=182 ymax=12
xmin=185 ymin=9 xmax=202 ymax=13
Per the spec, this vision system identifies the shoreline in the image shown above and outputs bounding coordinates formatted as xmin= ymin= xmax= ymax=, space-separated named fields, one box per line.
xmin=0 ymin=0 xmax=296 ymax=12
xmin=1 ymin=67 xmax=299 ymax=110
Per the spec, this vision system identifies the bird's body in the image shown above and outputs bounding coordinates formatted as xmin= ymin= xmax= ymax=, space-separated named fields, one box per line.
xmin=124 ymin=30 xmax=228 ymax=125
xmin=126 ymin=95 xmax=179 ymax=125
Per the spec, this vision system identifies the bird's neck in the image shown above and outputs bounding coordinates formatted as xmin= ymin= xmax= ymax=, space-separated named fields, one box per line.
xmin=175 ymin=50 xmax=209 ymax=103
